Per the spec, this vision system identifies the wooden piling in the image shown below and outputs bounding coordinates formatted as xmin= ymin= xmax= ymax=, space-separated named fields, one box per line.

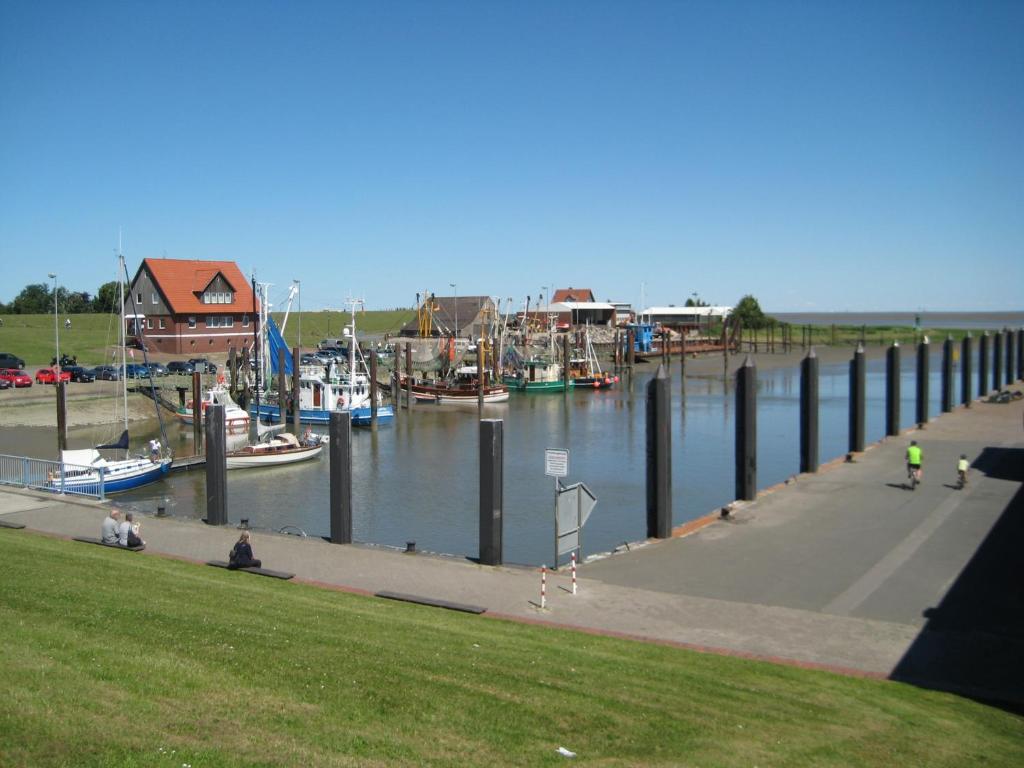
xmin=370 ymin=349 xmax=378 ymax=427
xmin=291 ymin=346 xmax=301 ymax=428
xmin=56 ymin=381 xmax=68 ymax=453
xmin=277 ymin=347 xmax=287 ymax=424
xmin=192 ymin=371 xmax=203 ymax=452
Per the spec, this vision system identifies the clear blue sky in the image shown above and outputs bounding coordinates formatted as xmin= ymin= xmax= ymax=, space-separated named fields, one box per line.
xmin=2 ymin=0 xmax=1021 ymax=312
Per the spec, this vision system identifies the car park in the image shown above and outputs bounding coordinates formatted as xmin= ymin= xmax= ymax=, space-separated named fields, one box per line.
xmin=166 ymin=361 xmax=195 ymax=375
xmin=92 ymin=365 xmax=121 ymax=381
xmin=0 ymin=368 xmax=33 ymax=387
xmin=35 ymin=368 xmax=72 ymax=384
xmin=62 ymin=365 xmax=96 ymax=383
xmin=0 ymin=353 xmax=25 ymax=369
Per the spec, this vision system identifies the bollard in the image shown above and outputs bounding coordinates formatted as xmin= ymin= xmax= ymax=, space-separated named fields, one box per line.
xmin=800 ymin=349 xmax=819 ymax=473
xmin=941 ymin=336 xmax=954 ymax=413
xmin=993 ymin=331 xmax=1003 ymax=394
xmin=329 ymin=410 xmax=352 ymax=544
xmin=886 ymin=342 xmax=901 ymax=436
xmin=205 ymin=404 xmax=227 ymax=525
xmin=292 ymin=346 xmax=301 ymax=428
xmin=735 ymin=356 xmax=757 ymax=501
xmin=277 ymin=347 xmax=287 ymax=424
xmin=961 ymin=334 xmax=972 ymax=407
xmin=646 ymin=364 xmax=672 ymax=538
xmin=979 ymin=332 xmax=989 ymax=398
xmin=479 ymin=418 xmax=504 ymax=565
xmin=849 ymin=344 xmax=866 ymax=453
xmin=916 ymin=338 xmax=929 ymax=427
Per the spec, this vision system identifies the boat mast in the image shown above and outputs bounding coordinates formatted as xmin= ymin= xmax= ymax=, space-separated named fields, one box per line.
xmin=118 ymin=239 xmax=128 ymax=434
xmin=346 ymin=297 xmax=364 ymax=405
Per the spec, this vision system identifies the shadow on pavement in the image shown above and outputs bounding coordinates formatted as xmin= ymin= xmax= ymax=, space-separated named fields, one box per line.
xmin=890 ymin=447 xmax=1024 ymax=713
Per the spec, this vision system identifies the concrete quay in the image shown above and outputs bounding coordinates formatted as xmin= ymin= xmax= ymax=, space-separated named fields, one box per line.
xmin=2 ymin=381 xmax=1022 ymax=706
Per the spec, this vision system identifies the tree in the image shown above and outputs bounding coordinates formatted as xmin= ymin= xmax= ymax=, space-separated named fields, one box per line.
xmin=93 ymin=281 xmax=127 ymax=314
xmin=732 ymin=294 xmax=770 ymax=329
xmin=685 ymin=293 xmax=709 ymax=308
xmin=11 ymin=283 xmax=52 ymax=314
xmin=63 ymin=291 xmax=93 ymax=314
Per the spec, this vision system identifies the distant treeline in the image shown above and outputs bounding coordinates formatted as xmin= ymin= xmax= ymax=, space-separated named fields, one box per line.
xmin=0 ymin=282 xmax=127 ymax=315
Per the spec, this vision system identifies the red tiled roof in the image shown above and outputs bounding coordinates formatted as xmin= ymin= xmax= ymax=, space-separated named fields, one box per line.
xmin=138 ymin=258 xmax=259 ymax=315
xmin=552 ymin=287 xmax=596 ymax=303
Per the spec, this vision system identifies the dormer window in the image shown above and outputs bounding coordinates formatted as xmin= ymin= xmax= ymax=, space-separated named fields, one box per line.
xmin=202 ymin=290 xmax=234 ymax=304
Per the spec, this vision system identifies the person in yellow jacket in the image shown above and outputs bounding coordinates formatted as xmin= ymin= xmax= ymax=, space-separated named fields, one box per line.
xmin=906 ymin=441 xmax=923 ymax=485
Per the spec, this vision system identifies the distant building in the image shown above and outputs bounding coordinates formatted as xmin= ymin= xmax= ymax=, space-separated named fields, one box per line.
xmin=609 ymin=302 xmax=633 ymax=325
xmin=638 ymin=305 xmax=732 ymax=328
xmin=124 ymin=258 xmax=259 ymax=354
xmin=398 ymin=295 xmax=498 ymax=340
xmin=551 ymin=287 xmax=596 ymax=304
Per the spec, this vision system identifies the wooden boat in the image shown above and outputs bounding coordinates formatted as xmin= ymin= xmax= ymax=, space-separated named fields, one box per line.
xmin=569 ymin=325 xmax=617 ymax=389
xmin=225 ymin=431 xmax=323 ymax=469
xmin=401 ymin=365 xmax=509 ymax=405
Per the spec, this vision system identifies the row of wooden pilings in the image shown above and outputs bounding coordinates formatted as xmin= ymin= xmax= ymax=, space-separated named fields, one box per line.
xmin=201 ymin=329 xmax=1023 ymax=565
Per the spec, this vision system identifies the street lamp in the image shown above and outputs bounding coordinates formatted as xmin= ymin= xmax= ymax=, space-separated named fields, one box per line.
xmin=450 ymin=282 xmax=457 ymax=341
xmin=48 ymin=273 xmax=59 ymax=370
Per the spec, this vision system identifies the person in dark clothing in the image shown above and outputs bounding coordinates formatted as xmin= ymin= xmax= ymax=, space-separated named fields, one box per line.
xmin=228 ymin=531 xmax=261 ymax=569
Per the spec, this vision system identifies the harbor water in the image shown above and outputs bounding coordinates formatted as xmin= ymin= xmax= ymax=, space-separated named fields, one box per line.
xmin=80 ymin=343 xmax=995 ymax=566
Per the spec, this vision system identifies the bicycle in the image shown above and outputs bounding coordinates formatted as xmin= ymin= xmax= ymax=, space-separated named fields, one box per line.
xmin=907 ymin=464 xmax=922 ymax=490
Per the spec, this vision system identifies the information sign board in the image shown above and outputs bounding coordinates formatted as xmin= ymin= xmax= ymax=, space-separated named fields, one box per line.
xmin=544 ymin=448 xmax=569 ymax=478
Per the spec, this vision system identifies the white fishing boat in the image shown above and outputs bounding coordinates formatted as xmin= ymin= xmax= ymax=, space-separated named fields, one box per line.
xmin=176 ymin=381 xmax=251 ymax=430
xmin=225 ymin=430 xmax=323 ymax=469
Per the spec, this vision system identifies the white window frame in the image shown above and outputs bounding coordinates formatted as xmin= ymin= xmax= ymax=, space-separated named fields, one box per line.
xmin=151 ymin=292 xmax=158 ymax=304
xmin=159 ymin=318 xmax=166 ymax=329
xmin=188 ymin=316 xmax=196 ymax=329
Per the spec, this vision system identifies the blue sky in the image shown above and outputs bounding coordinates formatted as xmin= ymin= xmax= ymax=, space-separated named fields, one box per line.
xmin=1 ymin=0 xmax=1021 ymax=312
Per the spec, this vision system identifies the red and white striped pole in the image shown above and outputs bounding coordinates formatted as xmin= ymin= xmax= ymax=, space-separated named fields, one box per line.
xmin=571 ymin=551 xmax=577 ymax=595
xmin=541 ymin=565 xmax=547 ymax=609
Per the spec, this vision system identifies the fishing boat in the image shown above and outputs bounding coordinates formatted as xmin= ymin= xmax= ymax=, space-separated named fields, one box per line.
xmin=225 ymin=430 xmax=324 ymax=469
xmin=503 ymin=357 xmax=567 ymax=392
xmin=568 ymin=325 xmax=617 ymax=389
xmin=50 ymin=249 xmax=171 ymax=494
xmin=249 ymin=298 xmax=394 ymax=427
xmin=402 ymin=364 xmax=510 ymax=405
xmin=176 ymin=381 xmax=251 ymax=430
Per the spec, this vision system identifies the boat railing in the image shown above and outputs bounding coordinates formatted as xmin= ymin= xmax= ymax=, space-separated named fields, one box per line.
xmin=0 ymin=454 xmax=106 ymax=500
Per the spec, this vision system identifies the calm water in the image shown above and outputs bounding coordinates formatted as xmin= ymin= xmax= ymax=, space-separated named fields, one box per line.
xmin=61 ymin=342 xmax=993 ymax=566
xmin=772 ymin=311 xmax=1024 ymax=331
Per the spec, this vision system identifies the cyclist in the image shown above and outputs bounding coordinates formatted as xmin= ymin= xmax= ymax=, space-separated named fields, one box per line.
xmin=957 ymin=454 xmax=969 ymax=489
xmin=906 ymin=441 xmax=923 ymax=487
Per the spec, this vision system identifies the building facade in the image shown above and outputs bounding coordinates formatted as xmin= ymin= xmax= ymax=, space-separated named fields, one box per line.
xmin=124 ymin=258 xmax=260 ymax=355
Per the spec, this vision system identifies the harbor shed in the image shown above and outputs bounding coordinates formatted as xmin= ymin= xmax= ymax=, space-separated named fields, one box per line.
xmin=398 ymin=295 xmax=497 ymax=340
xmin=639 ymin=305 xmax=732 ymax=330
xmin=124 ymin=258 xmax=259 ymax=354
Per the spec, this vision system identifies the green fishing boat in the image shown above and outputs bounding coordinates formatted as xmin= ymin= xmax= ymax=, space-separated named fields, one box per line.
xmin=503 ymin=358 xmax=569 ymax=392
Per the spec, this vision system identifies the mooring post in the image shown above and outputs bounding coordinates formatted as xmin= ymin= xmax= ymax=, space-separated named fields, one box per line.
xmin=205 ymin=404 xmax=227 ymax=525
xmin=941 ymin=335 xmax=954 ymax=413
xmin=627 ymin=328 xmax=635 ymax=373
xmin=329 ymin=410 xmax=352 ymax=544
xmin=679 ymin=332 xmax=686 ymax=396
xmin=1005 ymin=329 xmax=1015 ymax=387
xmin=886 ymin=342 xmax=901 ymax=436
xmin=192 ymin=371 xmax=203 ymax=452
xmin=56 ymin=381 xmax=68 ymax=453
xmin=800 ymin=349 xmax=818 ymax=473
xmin=979 ymin=332 xmax=990 ymax=398
xmin=1017 ymin=327 xmax=1024 ymax=381
xmin=613 ymin=329 xmax=621 ymax=371
xmin=961 ymin=334 xmax=973 ymax=407
xmin=562 ymin=332 xmax=571 ymax=395
xmin=850 ymin=343 xmax=866 ymax=453
xmin=369 ymin=349 xmax=378 ymax=427
xmin=646 ymin=364 xmax=672 ymax=538
xmin=404 ymin=342 xmax=413 ymax=410
xmin=291 ymin=346 xmax=301 ymax=428
xmin=228 ymin=347 xmax=237 ymax=396
xmin=478 ymin=418 xmax=503 ymax=565
xmin=723 ymin=320 xmax=731 ymax=383
xmin=277 ymin=347 xmax=287 ymax=424
xmin=993 ymin=330 xmax=1003 ymax=394
xmin=915 ymin=337 xmax=930 ymax=427
xmin=735 ymin=356 xmax=757 ymax=500
xmin=478 ymin=341 xmax=486 ymax=408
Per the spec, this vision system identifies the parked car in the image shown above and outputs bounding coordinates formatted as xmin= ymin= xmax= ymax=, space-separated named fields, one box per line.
xmin=0 ymin=368 xmax=33 ymax=387
xmin=166 ymin=361 xmax=195 ymax=375
xmin=62 ymin=365 xmax=95 ymax=383
xmin=0 ymin=353 xmax=25 ymax=369
xmin=124 ymin=363 xmax=150 ymax=379
xmin=91 ymin=365 xmax=121 ymax=381
xmin=0 ymin=377 xmax=11 ymax=390
xmin=187 ymin=358 xmax=217 ymax=374
xmin=145 ymin=362 xmax=169 ymax=377
xmin=35 ymin=368 xmax=72 ymax=385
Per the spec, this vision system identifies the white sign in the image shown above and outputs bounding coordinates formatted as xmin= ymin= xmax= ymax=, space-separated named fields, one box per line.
xmin=545 ymin=448 xmax=569 ymax=478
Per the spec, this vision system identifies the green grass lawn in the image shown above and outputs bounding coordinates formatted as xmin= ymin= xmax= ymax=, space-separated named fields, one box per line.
xmin=1 ymin=531 xmax=1021 ymax=767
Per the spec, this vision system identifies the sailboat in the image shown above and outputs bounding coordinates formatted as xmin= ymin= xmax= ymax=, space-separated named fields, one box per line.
xmin=49 ymin=249 xmax=171 ymax=494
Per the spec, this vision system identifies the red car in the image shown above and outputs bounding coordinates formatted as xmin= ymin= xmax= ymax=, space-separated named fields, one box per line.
xmin=35 ymin=368 xmax=71 ymax=385
xmin=0 ymin=368 xmax=33 ymax=387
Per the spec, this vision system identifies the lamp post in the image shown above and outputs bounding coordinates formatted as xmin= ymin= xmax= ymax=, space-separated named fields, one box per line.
xmin=450 ymin=282 xmax=457 ymax=341
xmin=48 ymin=273 xmax=59 ymax=369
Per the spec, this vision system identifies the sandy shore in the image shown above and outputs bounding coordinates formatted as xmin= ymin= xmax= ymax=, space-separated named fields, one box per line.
xmin=0 ymin=381 xmax=160 ymax=428
xmin=631 ymin=343 xmax=889 ymax=377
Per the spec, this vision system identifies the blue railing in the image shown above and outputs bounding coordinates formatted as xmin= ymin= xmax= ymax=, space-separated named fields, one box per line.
xmin=0 ymin=454 xmax=106 ymax=500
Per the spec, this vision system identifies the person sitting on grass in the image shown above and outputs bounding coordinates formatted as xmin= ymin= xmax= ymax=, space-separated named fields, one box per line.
xmin=101 ymin=509 xmax=122 ymax=545
xmin=228 ymin=531 xmax=261 ymax=569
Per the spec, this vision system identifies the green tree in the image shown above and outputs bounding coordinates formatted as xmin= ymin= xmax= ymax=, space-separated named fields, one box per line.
xmin=732 ymin=294 xmax=770 ymax=329
xmin=63 ymin=291 xmax=93 ymax=314
xmin=93 ymin=281 xmax=126 ymax=314
xmin=685 ymin=293 xmax=709 ymax=307
xmin=11 ymin=283 xmax=52 ymax=314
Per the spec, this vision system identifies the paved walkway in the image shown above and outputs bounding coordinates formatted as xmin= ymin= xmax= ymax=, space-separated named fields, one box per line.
xmin=2 ymin=381 xmax=1022 ymax=704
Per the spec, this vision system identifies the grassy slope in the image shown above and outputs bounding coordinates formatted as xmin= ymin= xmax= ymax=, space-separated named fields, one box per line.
xmin=0 ymin=311 xmax=416 ymax=368
xmin=1 ymin=531 xmax=1020 ymax=767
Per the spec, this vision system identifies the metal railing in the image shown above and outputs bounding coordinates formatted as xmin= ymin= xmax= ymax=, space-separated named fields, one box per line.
xmin=0 ymin=454 xmax=105 ymax=500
